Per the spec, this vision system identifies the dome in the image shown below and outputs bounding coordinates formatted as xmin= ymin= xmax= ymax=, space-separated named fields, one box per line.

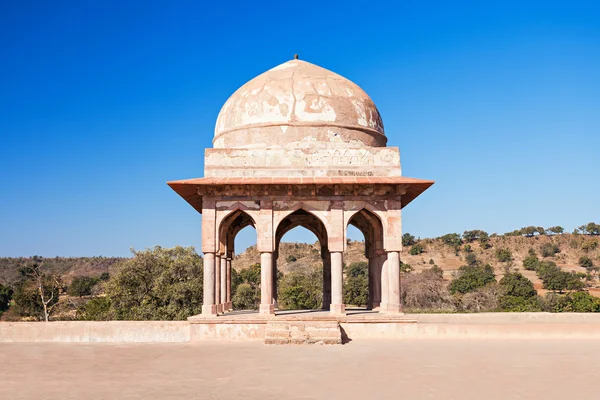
xmin=213 ymin=59 xmax=386 ymax=149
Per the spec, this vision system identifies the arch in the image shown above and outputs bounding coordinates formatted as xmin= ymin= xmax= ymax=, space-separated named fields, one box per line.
xmin=346 ymin=208 xmax=385 ymax=310
xmin=273 ymin=202 xmax=330 ymax=249
xmin=343 ymin=201 xmax=388 ymax=251
xmin=274 ymin=208 xmax=331 ymax=310
xmin=218 ymin=209 xmax=257 ymax=255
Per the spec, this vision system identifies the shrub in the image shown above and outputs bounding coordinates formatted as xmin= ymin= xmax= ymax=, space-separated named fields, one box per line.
xmin=0 ymin=283 xmax=13 ymax=313
xmin=495 ymin=248 xmax=513 ymax=263
xmin=409 ymin=243 xmax=424 ymax=255
xmin=581 ymin=239 xmax=598 ymax=252
xmin=449 ymin=264 xmax=496 ymax=294
xmin=78 ymin=297 xmax=111 ymax=320
xmin=286 ymin=255 xmax=297 ymax=263
xmin=400 ymin=262 xmax=413 ymax=273
xmin=99 ymin=272 xmax=110 ymax=281
xmin=429 ymin=259 xmax=435 ymax=265
xmin=579 ymin=256 xmax=594 ymax=271
xmin=68 ymin=276 xmax=99 ymax=297
xmin=543 ymin=291 xmax=600 ymax=313
xmin=522 ymin=254 xmax=540 ymax=271
xmin=102 ymin=246 xmax=204 ymax=320
xmin=232 ymin=283 xmax=259 ymax=310
xmin=540 ymin=242 xmax=560 ymax=258
xmin=463 ymin=244 xmax=472 ymax=253
xmin=401 ymin=268 xmax=454 ymax=312
xmin=461 ymin=283 xmax=501 ymax=312
xmin=465 ymin=253 xmax=478 ymax=267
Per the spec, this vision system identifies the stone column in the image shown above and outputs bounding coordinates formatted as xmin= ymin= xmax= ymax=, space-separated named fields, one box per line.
xmin=330 ymin=251 xmax=345 ymax=315
xmin=386 ymin=251 xmax=402 ymax=314
xmin=226 ymin=255 xmax=232 ymax=310
xmin=322 ymin=250 xmax=331 ymax=310
xmin=215 ymin=254 xmax=222 ymax=314
xmin=202 ymin=252 xmax=217 ymax=316
xmin=260 ymin=252 xmax=275 ymax=315
xmin=220 ymin=255 xmax=227 ymax=311
xmin=368 ymin=256 xmax=375 ymax=309
xmin=272 ymin=251 xmax=278 ymax=309
xmin=380 ymin=256 xmax=389 ymax=313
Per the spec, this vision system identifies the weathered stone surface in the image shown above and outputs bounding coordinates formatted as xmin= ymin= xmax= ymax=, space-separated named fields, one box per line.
xmin=169 ymin=58 xmax=434 ymax=322
xmin=264 ymin=321 xmax=342 ymax=345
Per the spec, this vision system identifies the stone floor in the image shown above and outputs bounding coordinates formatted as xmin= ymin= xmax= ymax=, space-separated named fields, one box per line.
xmin=1 ymin=340 xmax=598 ymax=400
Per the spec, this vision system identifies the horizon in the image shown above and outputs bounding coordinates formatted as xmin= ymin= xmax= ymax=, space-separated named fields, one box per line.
xmin=1 ymin=1 xmax=599 ymax=257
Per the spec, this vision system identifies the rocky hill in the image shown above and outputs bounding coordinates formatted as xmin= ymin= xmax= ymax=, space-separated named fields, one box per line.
xmin=2 ymin=233 xmax=598 ymax=297
xmin=233 ymin=233 xmax=600 ymax=295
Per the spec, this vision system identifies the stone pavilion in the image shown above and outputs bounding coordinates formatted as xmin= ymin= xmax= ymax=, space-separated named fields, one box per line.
xmin=168 ymin=58 xmax=433 ymax=317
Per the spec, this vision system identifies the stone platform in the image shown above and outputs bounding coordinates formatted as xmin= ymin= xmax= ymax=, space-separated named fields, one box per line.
xmin=187 ymin=309 xmax=416 ymax=344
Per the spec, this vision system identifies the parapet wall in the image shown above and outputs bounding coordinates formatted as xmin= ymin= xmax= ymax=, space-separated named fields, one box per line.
xmin=3 ymin=313 xmax=600 ymax=343
xmin=0 ymin=321 xmax=190 ymax=343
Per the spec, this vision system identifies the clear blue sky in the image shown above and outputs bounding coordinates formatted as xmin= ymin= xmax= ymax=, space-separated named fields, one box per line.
xmin=1 ymin=1 xmax=598 ymax=257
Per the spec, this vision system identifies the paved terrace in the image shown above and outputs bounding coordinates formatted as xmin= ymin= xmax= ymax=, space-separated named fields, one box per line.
xmin=1 ymin=340 xmax=598 ymax=400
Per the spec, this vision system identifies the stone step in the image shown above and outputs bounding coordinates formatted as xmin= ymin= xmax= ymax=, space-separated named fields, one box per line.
xmin=265 ymin=321 xmax=342 ymax=345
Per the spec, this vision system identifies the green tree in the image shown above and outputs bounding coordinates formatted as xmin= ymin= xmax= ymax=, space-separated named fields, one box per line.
xmin=232 ymin=283 xmax=259 ymax=310
xmin=499 ymin=272 xmax=536 ymax=299
xmin=346 ymin=262 xmax=368 ymax=277
xmin=522 ymin=254 xmax=540 ymax=271
xmin=546 ymin=226 xmax=564 ymax=235
xmin=402 ymin=233 xmax=416 ymax=247
xmin=343 ymin=262 xmax=369 ymax=307
xmin=544 ymin=291 xmax=600 ymax=312
xmin=12 ymin=263 xmax=61 ymax=321
xmin=68 ymin=276 xmax=99 ymax=297
xmin=449 ymin=264 xmax=496 ymax=294
xmin=279 ymin=265 xmax=322 ymax=310
xmin=537 ymin=262 xmax=584 ymax=293
xmin=102 ymin=246 xmax=204 ymax=320
xmin=579 ymin=222 xmax=600 ymax=235
xmin=463 ymin=230 xmax=490 ymax=248
xmin=78 ymin=297 xmax=111 ymax=320
xmin=440 ymin=233 xmax=462 ymax=248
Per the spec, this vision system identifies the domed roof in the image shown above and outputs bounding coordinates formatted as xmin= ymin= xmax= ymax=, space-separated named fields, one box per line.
xmin=213 ymin=59 xmax=386 ymax=149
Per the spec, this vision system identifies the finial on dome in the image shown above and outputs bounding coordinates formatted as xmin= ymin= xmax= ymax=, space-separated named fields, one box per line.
xmin=294 ymin=54 xmax=299 ymax=60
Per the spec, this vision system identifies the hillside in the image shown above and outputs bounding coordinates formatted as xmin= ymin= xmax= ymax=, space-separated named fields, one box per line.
xmin=1 ymin=233 xmax=598 ymax=297
xmin=233 ymin=233 xmax=600 ymax=295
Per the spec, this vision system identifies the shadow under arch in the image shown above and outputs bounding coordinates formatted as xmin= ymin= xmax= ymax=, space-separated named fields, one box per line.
xmin=274 ymin=208 xmax=330 ymax=311
xmin=347 ymin=208 xmax=385 ymax=309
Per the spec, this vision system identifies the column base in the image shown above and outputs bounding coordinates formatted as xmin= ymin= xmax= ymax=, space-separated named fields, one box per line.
xmin=225 ymin=301 xmax=233 ymax=311
xmin=383 ymin=303 xmax=403 ymax=314
xmin=216 ymin=304 xmax=224 ymax=314
xmin=259 ymin=304 xmax=275 ymax=315
xmin=329 ymin=304 xmax=346 ymax=315
xmin=202 ymin=304 xmax=218 ymax=316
